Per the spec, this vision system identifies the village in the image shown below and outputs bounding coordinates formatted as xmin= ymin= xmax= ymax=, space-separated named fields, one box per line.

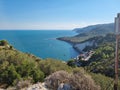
xmin=72 ymin=50 xmax=95 ymax=67
xmin=76 ymin=50 xmax=94 ymax=61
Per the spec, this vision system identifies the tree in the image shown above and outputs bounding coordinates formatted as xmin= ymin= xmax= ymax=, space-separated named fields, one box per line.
xmin=31 ymin=68 xmax=44 ymax=83
xmin=67 ymin=59 xmax=76 ymax=67
xmin=0 ymin=64 xmax=21 ymax=86
xmin=39 ymin=59 xmax=71 ymax=76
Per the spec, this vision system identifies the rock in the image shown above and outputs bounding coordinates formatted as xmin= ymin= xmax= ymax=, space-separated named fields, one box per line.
xmin=57 ymin=83 xmax=71 ymax=90
xmin=22 ymin=83 xmax=49 ymax=90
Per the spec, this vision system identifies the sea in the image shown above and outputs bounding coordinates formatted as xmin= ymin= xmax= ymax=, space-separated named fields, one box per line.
xmin=0 ymin=30 xmax=79 ymax=61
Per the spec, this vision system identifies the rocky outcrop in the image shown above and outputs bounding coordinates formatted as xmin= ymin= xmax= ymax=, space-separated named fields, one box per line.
xmin=24 ymin=83 xmax=48 ymax=90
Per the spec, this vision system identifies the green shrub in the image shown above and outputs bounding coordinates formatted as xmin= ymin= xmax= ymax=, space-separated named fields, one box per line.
xmin=90 ymin=73 xmax=120 ymax=90
xmin=39 ymin=58 xmax=72 ymax=76
xmin=0 ymin=48 xmax=44 ymax=87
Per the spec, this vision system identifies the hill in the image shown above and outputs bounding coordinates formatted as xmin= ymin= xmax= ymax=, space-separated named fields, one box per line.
xmin=57 ymin=23 xmax=114 ymax=43
xmin=74 ymin=23 xmax=114 ymax=35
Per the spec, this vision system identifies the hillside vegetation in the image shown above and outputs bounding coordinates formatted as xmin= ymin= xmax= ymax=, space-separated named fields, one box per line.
xmin=66 ymin=33 xmax=117 ymax=77
xmin=74 ymin=23 xmax=114 ymax=34
xmin=0 ymin=40 xmax=44 ymax=88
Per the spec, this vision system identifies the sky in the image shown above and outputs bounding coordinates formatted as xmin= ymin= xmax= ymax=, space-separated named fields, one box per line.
xmin=0 ymin=0 xmax=120 ymax=30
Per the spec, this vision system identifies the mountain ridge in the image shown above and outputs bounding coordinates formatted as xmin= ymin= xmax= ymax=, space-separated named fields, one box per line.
xmin=73 ymin=23 xmax=114 ymax=34
xmin=57 ymin=23 xmax=115 ymax=44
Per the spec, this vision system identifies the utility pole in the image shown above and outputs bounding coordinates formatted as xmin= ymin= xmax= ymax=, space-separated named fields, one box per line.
xmin=114 ymin=13 xmax=120 ymax=90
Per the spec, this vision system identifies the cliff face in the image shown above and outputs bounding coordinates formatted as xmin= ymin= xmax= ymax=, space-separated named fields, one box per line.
xmin=73 ymin=41 xmax=95 ymax=52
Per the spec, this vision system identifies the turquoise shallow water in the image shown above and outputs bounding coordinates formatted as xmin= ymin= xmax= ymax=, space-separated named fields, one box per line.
xmin=0 ymin=30 xmax=79 ymax=61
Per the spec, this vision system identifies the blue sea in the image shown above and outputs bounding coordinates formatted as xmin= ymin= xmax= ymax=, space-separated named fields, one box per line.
xmin=0 ymin=30 xmax=79 ymax=61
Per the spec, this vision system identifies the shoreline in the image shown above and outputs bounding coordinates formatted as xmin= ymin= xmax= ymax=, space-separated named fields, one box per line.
xmin=56 ymin=37 xmax=80 ymax=45
xmin=56 ymin=37 xmax=83 ymax=54
xmin=56 ymin=37 xmax=95 ymax=55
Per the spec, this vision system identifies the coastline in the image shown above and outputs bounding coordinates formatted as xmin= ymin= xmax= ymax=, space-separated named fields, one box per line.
xmin=56 ymin=37 xmax=82 ymax=54
xmin=57 ymin=37 xmax=80 ymax=45
xmin=57 ymin=37 xmax=95 ymax=55
xmin=0 ymin=30 xmax=77 ymax=61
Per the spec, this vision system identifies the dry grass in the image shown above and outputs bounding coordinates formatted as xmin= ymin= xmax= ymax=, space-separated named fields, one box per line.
xmin=45 ymin=70 xmax=100 ymax=90
xmin=15 ymin=79 xmax=31 ymax=90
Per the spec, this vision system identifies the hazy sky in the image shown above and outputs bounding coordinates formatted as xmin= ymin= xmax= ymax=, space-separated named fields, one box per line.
xmin=0 ymin=0 xmax=120 ymax=30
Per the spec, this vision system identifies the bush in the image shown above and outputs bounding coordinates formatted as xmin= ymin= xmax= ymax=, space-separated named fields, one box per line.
xmin=90 ymin=73 xmax=120 ymax=90
xmin=39 ymin=58 xmax=72 ymax=76
xmin=45 ymin=70 xmax=70 ymax=89
xmin=45 ymin=70 xmax=100 ymax=90
xmin=67 ymin=59 xmax=77 ymax=67
xmin=30 ymin=68 xmax=44 ymax=83
xmin=0 ymin=64 xmax=21 ymax=87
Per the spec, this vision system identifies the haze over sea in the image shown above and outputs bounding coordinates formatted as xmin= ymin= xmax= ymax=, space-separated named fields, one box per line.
xmin=0 ymin=30 xmax=79 ymax=61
